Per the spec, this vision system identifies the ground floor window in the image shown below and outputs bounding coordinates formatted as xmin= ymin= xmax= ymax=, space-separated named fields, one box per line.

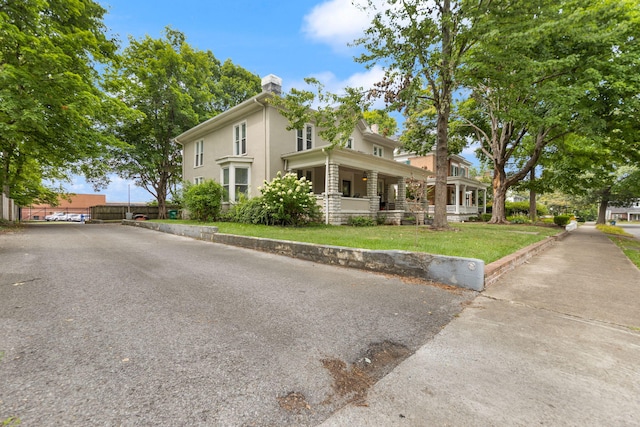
xmin=221 ymin=165 xmax=250 ymax=202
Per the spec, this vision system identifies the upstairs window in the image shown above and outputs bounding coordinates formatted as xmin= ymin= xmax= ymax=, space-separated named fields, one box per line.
xmin=194 ymin=139 xmax=204 ymax=167
xmin=373 ymin=145 xmax=383 ymax=157
xmin=296 ymin=124 xmax=313 ymax=151
xmin=346 ymin=138 xmax=353 ymax=149
xmin=194 ymin=176 xmax=204 ymax=185
xmin=234 ymin=122 xmax=247 ymax=155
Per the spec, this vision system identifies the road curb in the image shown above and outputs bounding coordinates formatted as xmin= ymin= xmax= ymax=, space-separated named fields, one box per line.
xmin=122 ymin=220 xmax=567 ymax=291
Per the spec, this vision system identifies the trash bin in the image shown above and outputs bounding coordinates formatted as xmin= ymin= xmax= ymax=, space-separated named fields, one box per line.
xmin=168 ymin=209 xmax=178 ymax=220
xmin=610 ymin=220 xmax=616 ymax=226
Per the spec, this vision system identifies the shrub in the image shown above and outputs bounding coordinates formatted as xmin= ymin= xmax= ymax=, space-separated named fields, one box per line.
xmin=508 ymin=214 xmax=531 ymax=224
xmin=347 ymin=216 xmax=376 ymax=227
xmin=228 ymin=195 xmax=270 ymax=224
xmin=480 ymin=213 xmax=492 ymax=222
xmin=553 ymin=214 xmax=571 ymax=227
xmin=259 ymin=172 xmax=321 ymax=226
xmin=504 ymin=201 xmax=549 ymax=217
xmin=183 ymin=180 xmax=224 ymax=222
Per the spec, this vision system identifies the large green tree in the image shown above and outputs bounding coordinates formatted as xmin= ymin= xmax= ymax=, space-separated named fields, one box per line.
xmin=0 ymin=0 xmax=119 ymax=217
xmin=103 ymin=27 xmax=261 ymax=217
xmin=357 ymin=0 xmax=491 ymax=228
xmin=542 ymin=134 xmax=640 ymax=224
xmin=362 ymin=109 xmax=398 ymax=137
xmin=458 ymin=0 xmax=640 ymax=223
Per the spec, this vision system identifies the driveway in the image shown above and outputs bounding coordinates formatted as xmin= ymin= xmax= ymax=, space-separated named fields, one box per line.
xmin=0 ymin=223 xmax=474 ymax=426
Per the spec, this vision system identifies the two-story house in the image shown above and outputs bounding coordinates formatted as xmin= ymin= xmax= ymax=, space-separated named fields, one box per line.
xmin=175 ymin=75 xmax=432 ymax=225
xmin=395 ymin=150 xmax=489 ymax=222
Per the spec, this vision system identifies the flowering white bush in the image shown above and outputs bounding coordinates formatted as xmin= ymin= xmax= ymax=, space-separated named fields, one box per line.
xmin=260 ymin=172 xmax=320 ymax=226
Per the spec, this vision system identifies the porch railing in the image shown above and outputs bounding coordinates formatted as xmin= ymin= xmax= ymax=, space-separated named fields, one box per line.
xmin=428 ymin=205 xmax=481 ymax=215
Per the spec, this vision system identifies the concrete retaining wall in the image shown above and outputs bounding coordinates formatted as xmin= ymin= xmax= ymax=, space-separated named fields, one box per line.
xmin=123 ymin=220 xmax=218 ymax=241
xmin=122 ymin=220 xmax=485 ymax=291
xmin=122 ymin=220 xmax=567 ymax=292
xmin=212 ymin=233 xmax=485 ymax=291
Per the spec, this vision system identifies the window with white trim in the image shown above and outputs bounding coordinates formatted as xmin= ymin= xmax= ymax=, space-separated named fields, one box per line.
xmin=194 ymin=139 xmax=204 ymax=167
xmin=296 ymin=124 xmax=313 ymax=151
xmin=194 ymin=176 xmax=204 ymax=185
xmin=234 ymin=122 xmax=247 ymax=156
xmin=373 ymin=145 xmax=383 ymax=157
xmin=222 ymin=168 xmax=230 ymax=201
xmin=235 ymin=167 xmax=249 ymax=198
xmin=346 ymin=138 xmax=353 ymax=149
xmin=221 ymin=165 xmax=250 ymax=202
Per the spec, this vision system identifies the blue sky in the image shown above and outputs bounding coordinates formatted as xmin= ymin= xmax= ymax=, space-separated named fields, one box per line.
xmin=67 ymin=0 xmax=387 ymax=203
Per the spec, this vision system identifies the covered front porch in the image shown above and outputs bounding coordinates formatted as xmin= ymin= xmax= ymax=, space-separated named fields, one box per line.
xmin=283 ymin=147 xmax=432 ymax=225
xmin=427 ymin=177 xmax=489 ymax=222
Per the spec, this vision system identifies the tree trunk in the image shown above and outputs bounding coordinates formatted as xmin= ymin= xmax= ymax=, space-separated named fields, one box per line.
xmin=433 ymin=113 xmax=450 ymax=228
xmin=157 ymin=197 xmax=167 ymax=219
xmin=432 ymin=0 xmax=452 ymax=230
xmin=529 ymin=168 xmax=536 ymax=222
xmin=490 ymin=167 xmax=509 ymax=224
xmin=596 ymin=187 xmax=611 ymax=224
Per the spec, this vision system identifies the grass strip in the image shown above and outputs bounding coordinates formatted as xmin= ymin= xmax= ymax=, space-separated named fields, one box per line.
xmin=595 ymin=224 xmax=640 ymax=269
xmin=156 ymin=220 xmax=561 ymax=264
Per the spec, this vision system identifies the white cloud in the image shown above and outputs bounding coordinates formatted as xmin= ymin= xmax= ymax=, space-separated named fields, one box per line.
xmin=302 ymin=0 xmax=371 ymax=51
xmin=461 ymin=142 xmax=482 ymax=166
xmin=286 ymin=66 xmax=387 ymax=110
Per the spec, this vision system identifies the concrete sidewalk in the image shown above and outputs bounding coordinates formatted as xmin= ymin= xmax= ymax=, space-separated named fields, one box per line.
xmin=321 ymin=224 xmax=640 ymax=426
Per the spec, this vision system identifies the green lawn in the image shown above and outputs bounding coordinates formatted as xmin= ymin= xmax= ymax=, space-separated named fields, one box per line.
xmin=159 ymin=220 xmax=562 ymax=264
xmin=595 ymin=224 xmax=640 ymax=269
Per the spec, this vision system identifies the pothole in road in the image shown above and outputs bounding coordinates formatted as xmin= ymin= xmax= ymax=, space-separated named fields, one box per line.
xmin=321 ymin=340 xmax=411 ymax=407
xmin=277 ymin=391 xmax=312 ymax=413
xmin=277 ymin=341 xmax=411 ymax=414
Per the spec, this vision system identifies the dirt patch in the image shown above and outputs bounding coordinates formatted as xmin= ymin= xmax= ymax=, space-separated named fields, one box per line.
xmin=277 ymin=391 xmax=311 ymax=413
xmin=321 ymin=358 xmax=373 ymax=406
xmin=321 ymin=341 xmax=411 ymax=407
xmin=355 ymin=340 xmax=412 ymax=379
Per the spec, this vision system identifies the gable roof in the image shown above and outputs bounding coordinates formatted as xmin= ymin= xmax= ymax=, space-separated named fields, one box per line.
xmin=174 ymin=92 xmax=271 ymax=143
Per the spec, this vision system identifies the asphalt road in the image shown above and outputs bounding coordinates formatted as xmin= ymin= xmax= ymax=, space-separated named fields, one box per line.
xmin=0 ymin=223 xmax=474 ymax=426
xmin=619 ymin=222 xmax=640 ymax=239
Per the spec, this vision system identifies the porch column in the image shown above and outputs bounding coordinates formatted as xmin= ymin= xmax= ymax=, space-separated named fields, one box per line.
xmin=396 ymin=177 xmax=406 ymax=211
xmin=475 ymin=188 xmax=479 ymax=210
xmin=326 ymin=162 xmax=342 ymax=225
xmin=483 ymin=189 xmax=487 ymax=214
xmin=463 ymin=185 xmax=467 ymax=207
xmin=455 ymin=183 xmax=460 ymax=214
xmin=366 ymin=170 xmax=379 ymax=214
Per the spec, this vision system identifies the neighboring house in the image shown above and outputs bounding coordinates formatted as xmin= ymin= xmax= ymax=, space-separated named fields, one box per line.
xmin=506 ymin=191 xmax=527 ymax=203
xmin=175 ymin=75 xmax=432 ymax=225
xmin=395 ymin=150 xmax=489 ymax=222
xmin=21 ymin=194 xmax=106 ymax=221
xmin=606 ymin=199 xmax=640 ymax=221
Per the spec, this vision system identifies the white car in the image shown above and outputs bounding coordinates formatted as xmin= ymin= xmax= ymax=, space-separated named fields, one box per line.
xmin=45 ymin=212 xmax=68 ymax=221
xmin=67 ymin=214 xmax=90 ymax=222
